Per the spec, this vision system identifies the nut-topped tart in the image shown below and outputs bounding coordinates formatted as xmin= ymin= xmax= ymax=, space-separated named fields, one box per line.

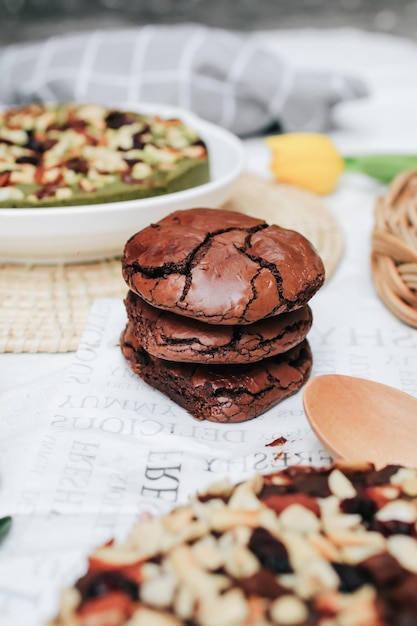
xmin=48 ymin=461 xmax=417 ymax=626
xmin=0 ymin=103 xmax=210 ymax=208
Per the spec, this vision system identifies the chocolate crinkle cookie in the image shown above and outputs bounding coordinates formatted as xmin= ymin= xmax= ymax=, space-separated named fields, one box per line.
xmin=48 ymin=461 xmax=417 ymax=626
xmin=121 ymin=322 xmax=312 ymax=423
xmin=120 ymin=208 xmax=325 ymax=422
xmin=122 ymin=208 xmax=325 ymax=325
xmin=124 ymin=290 xmax=313 ymax=364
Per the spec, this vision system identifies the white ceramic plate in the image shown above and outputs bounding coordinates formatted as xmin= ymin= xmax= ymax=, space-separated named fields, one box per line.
xmin=0 ymin=103 xmax=245 ymax=264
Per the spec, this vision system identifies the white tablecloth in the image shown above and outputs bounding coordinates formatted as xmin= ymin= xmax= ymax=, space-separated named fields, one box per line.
xmin=1 ymin=27 xmax=417 ymax=625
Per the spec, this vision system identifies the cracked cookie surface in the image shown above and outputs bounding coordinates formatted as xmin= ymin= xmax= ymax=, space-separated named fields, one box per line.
xmin=125 ymin=290 xmax=313 ymax=363
xmin=122 ymin=208 xmax=325 ymax=325
xmin=120 ymin=322 xmax=312 ymax=423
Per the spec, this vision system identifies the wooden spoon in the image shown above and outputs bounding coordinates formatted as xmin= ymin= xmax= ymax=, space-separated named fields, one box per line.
xmin=303 ymin=374 xmax=417 ymax=469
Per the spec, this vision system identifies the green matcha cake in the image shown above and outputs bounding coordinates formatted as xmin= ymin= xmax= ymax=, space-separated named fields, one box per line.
xmin=0 ymin=103 xmax=210 ymax=208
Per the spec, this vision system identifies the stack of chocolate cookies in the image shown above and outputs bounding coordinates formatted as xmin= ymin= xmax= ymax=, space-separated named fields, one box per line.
xmin=120 ymin=208 xmax=325 ymax=423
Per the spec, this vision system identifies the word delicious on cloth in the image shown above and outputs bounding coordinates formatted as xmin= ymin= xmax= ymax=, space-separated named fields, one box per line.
xmin=0 ymin=24 xmax=367 ymax=135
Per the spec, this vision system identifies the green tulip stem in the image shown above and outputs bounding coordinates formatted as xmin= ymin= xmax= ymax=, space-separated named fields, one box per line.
xmin=0 ymin=516 xmax=11 ymax=544
xmin=344 ymin=155 xmax=417 ymax=184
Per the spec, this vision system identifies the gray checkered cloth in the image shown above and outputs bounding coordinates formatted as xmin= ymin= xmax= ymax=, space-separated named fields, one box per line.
xmin=0 ymin=24 xmax=367 ymax=136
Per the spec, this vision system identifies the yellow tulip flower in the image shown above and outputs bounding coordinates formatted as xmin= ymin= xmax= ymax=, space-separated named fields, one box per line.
xmin=266 ymin=132 xmax=417 ymax=195
xmin=265 ymin=133 xmax=344 ymax=195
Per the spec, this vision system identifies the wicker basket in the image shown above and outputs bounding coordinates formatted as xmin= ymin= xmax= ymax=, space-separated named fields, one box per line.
xmin=371 ymin=170 xmax=417 ymax=327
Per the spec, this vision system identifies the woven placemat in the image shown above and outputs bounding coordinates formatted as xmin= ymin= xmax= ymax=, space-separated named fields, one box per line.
xmin=0 ymin=172 xmax=343 ymax=353
xmin=371 ymin=170 xmax=417 ymax=327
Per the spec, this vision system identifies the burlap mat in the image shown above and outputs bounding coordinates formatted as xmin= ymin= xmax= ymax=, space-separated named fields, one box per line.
xmin=0 ymin=172 xmax=343 ymax=353
xmin=371 ymin=170 xmax=417 ymax=327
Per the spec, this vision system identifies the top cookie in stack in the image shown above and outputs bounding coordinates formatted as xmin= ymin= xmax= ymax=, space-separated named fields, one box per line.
xmin=120 ymin=208 xmax=325 ymax=423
